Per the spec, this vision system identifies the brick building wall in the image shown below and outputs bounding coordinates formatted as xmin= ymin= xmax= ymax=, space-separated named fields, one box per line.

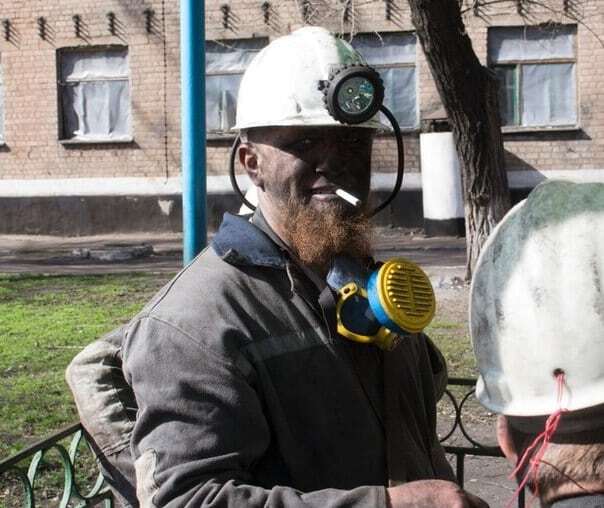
xmin=0 ymin=0 xmax=180 ymax=180
xmin=0 ymin=0 xmax=602 ymax=234
xmin=470 ymin=1 xmax=604 ymax=176
xmin=205 ymin=0 xmax=604 ymax=181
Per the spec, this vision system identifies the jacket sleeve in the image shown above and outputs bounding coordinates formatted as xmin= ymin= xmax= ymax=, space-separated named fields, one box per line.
xmin=66 ymin=326 xmax=138 ymax=507
xmin=421 ymin=333 xmax=456 ymax=481
xmin=422 ymin=333 xmax=449 ymax=402
xmin=123 ymin=316 xmax=386 ymax=508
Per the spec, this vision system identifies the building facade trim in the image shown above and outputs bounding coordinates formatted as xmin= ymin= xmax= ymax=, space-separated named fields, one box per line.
xmin=2 ymin=170 xmax=602 ymax=198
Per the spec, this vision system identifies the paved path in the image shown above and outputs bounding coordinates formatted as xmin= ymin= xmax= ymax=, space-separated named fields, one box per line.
xmin=0 ymin=228 xmax=467 ymax=280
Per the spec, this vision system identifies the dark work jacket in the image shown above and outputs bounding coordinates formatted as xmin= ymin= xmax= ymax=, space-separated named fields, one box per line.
xmin=67 ymin=213 xmax=453 ymax=508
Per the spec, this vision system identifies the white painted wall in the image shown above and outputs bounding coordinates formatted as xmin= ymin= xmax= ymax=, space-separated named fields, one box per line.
xmin=0 ymin=170 xmax=602 ymax=198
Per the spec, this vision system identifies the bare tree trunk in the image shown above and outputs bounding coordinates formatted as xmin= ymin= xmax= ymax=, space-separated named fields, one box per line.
xmin=407 ymin=0 xmax=511 ymax=280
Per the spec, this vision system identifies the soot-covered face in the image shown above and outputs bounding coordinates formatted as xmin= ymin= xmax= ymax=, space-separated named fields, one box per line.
xmin=239 ymin=126 xmax=374 ymax=270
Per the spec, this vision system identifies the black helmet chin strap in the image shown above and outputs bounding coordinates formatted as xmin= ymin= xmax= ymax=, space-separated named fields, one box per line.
xmin=370 ymin=105 xmax=404 ymax=217
xmin=229 ymin=135 xmax=252 ymax=210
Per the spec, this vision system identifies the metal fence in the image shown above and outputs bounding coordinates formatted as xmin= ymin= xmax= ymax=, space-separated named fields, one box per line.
xmin=0 ymin=378 xmax=524 ymax=507
xmin=441 ymin=378 xmax=526 ymax=508
xmin=0 ymin=423 xmax=113 ymax=507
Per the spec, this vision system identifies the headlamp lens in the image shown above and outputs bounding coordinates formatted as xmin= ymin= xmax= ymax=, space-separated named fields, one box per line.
xmin=336 ymin=77 xmax=376 ymax=115
xmin=323 ymin=64 xmax=384 ymax=125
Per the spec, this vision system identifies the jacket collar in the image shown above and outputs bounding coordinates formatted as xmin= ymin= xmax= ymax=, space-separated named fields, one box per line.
xmin=211 ymin=212 xmax=287 ymax=269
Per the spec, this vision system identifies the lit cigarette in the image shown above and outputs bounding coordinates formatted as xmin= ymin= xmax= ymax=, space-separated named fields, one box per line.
xmin=335 ymin=188 xmax=361 ymax=207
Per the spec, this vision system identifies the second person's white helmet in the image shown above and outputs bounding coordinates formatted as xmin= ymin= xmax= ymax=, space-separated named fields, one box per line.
xmin=470 ymin=180 xmax=604 ymax=417
xmin=234 ymin=27 xmax=388 ymax=131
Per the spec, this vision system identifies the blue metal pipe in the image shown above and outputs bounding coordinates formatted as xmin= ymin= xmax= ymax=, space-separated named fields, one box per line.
xmin=181 ymin=0 xmax=207 ymax=264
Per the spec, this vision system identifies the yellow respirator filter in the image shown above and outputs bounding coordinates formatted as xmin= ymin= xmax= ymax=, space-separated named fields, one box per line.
xmin=334 ymin=258 xmax=436 ymax=350
xmin=369 ymin=259 xmax=436 ymax=333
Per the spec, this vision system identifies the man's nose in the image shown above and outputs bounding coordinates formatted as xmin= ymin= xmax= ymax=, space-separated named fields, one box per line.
xmin=314 ymin=144 xmax=346 ymax=178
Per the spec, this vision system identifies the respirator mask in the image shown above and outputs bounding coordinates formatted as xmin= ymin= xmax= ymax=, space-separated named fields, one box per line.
xmin=326 ymin=255 xmax=436 ymax=350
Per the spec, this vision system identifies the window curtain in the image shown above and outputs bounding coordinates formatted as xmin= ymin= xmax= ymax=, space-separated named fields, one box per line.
xmin=352 ymin=33 xmax=417 ymax=128
xmin=61 ymin=48 xmax=130 ymax=140
xmin=206 ymin=39 xmax=266 ymax=131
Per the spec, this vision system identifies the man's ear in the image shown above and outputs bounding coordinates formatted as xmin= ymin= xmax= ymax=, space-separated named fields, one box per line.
xmin=497 ymin=415 xmax=518 ymax=465
xmin=238 ymin=143 xmax=264 ymax=190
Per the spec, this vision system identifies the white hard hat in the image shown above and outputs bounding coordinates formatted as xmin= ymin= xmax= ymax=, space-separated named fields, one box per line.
xmin=234 ymin=27 xmax=388 ymax=131
xmin=470 ymin=180 xmax=604 ymax=417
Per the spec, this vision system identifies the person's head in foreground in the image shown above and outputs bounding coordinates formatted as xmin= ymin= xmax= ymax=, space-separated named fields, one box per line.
xmin=235 ymin=26 xmax=386 ymax=273
xmin=470 ymin=180 xmax=604 ymax=507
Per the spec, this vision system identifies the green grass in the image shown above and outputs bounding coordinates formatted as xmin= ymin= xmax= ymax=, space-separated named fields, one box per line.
xmin=0 ymin=273 xmax=173 ymax=459
xmin=426 ymin=318 xmax=477 ymax=379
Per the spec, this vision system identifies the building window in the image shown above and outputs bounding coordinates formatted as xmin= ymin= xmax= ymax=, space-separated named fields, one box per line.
xmin=206 ymin=38 xmax=267 ymax=134
xmin=488 ymin=25 xmax=577 ymax=128
xmin=351 ymin=32 xmax=417 ymax=129
xmin=58 ymin=46 xmax=131 ymax=142
xmin=0 ymin=55 xmax=4 ymax=144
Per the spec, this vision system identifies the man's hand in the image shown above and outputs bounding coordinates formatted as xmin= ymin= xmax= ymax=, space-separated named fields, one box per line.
xmin=386 ymin=480 xmax=489 ymax=508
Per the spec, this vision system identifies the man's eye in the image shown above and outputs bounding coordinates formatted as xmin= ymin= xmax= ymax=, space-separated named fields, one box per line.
xmin=287 ymin=138 xmax=316 ymax=151
xmin=342 ymin=135 xmax=370 ymax=145
xmin=346 ymin=138 xmax=370 ymax=150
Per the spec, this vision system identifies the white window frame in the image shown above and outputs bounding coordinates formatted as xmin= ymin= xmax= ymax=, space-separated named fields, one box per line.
xmin=488 ymin=25 xmax=578 ymax=131
xmin=205 ymin=38 xmax=268 ymax=138
xmin=57 ymin=45 xmax=132 ymax=144
xmin=349 ymin=32 xmax=419 ymax=131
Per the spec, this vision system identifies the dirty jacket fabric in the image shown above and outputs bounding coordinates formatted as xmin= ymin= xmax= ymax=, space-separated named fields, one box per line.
xmin=68 ymin=213 xmax=453 ymax=507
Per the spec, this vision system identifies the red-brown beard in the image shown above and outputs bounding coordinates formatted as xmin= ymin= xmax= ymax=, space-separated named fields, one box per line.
xmin=282 ymin=197 xmax=373 ymax=270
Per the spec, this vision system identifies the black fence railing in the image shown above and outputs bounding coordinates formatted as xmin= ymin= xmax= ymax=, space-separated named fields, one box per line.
xmin=441 ymin=377 xmax=526 ymax=508
xmin=0 ymin=423 xmax=113 ymax=507
xmin=0 ymin=378 xmax=525 ymax=507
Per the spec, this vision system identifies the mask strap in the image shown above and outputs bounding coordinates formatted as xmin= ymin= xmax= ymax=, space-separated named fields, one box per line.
xmin=318 ymin=285 xmax=338 ymax=339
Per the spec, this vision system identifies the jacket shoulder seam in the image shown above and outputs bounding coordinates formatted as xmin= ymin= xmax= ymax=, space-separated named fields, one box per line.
xmin=128 ymin=314 xmax=251 ymax=376
xmin=145 ymin=245 xmax=214 ymax=314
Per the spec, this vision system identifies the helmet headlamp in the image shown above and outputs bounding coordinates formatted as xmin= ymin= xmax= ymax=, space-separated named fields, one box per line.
xmin=323 ymin=65 xmax=384 ymax=125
